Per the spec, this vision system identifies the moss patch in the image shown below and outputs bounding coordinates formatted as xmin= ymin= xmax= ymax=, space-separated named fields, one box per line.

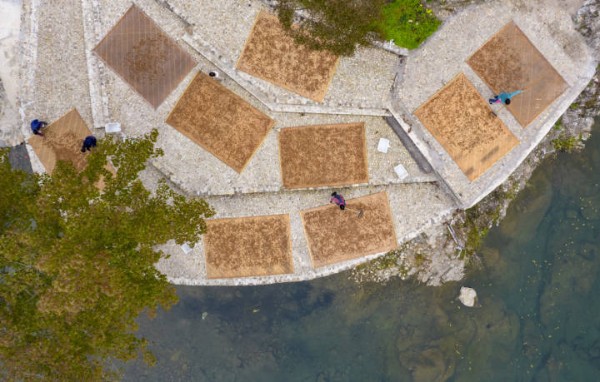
xmin=550 ymin=117 xmax=582 ymax=153
xmin=457 ymin=183 xmax=519 ymax=259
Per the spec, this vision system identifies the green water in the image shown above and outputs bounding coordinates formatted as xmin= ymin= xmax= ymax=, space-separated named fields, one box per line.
xmin=125 ymin=119 xmax=600 ymax=381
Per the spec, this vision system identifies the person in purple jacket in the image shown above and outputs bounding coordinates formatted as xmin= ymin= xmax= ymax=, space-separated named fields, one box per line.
xmin=330 ymin=192 xmax=346 ymax=210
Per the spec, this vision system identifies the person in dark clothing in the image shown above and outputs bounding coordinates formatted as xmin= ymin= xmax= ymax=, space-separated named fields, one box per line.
xmin=81 ymin=135 xmax=97 ymax=152
xmin=330 ymin=192 xmax=346 ymax=210
xmin=30 ymin=119 xmax=48 ymax=137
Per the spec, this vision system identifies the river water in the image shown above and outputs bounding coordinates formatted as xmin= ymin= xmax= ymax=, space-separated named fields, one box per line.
xmin=125 ymin=119 xmax=600 ymax=381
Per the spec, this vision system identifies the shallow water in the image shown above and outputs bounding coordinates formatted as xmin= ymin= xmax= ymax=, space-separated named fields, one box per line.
xmin=125 ymin=119 xmax=600 ymax=381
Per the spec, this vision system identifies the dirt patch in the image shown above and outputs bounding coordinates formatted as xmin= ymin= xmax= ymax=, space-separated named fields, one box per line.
xmin=467 ymin=21 xmax=568 ymax=127
xmin=204 ymin=214 xmax=294 ymax=278
xmin=166 ymin=72 xmax=275 ymax=173
xmin=236 ymin=11 xmax=339 ymax=102
xmin=414 ymin=74 xmax=519 ymax=181
xmin=28 ymin=109 xmax=92 ymax=173
xmin=94 ymin=5 xmax=196 ymax=109
xmin=301 ymin=192 xmax=397 ymax=268
xmin=279 ymin=123 xmax=368 ymax=189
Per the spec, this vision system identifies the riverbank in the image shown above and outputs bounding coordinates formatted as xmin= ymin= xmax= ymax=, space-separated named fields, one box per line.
xmin=353 ymin=0 xmax=600 ymax=285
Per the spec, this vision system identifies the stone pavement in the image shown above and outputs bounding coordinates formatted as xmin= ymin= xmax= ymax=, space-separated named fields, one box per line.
xmin=392 ymin=0 xmax=596 ymax=208
xmin=13 ymin=0 xmax=597 ymax=285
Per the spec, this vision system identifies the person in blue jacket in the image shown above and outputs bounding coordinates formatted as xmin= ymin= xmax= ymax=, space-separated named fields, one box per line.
xmin=489 ymin=90 xmax=523 ymax=105
xmin=30 ymin=119 xmax=48 ymax=136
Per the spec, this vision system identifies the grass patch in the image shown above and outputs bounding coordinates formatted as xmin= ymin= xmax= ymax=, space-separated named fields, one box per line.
xmin=552 ymin=117 xmax=563 ymax=130
xmin=364 ymin=251 xmax=401 ymax=271
xmin=551 ymin=117 xmax=581 ymax=153
xmin=375 ymin=0 xmax=441 ymax=49
xmin=552 ymin=134 xmax=581 ymax=153
xmin=353 ymin=248 xmax=410 ymax=280
xmin=459 ymin=209 xmax=490 ymax=259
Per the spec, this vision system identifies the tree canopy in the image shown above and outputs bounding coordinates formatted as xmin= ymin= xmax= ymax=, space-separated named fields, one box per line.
xmin=0 ymin=130 xmax=214 ymax=380
xmin=275 ymin=0 xmax=440 ymax=56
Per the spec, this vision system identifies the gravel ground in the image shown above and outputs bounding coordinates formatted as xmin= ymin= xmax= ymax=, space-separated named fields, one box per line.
xmin=28 ymin=0 xmax=92 ymax=127
xmin=88 ymin=0 xmax=435 ymax=198
xmin=13 ymin=0 xmax=596 ymax=286
xmin=18 ymin=0 xmax=94 ymax=173
xmin=156 ymin=181 xmax=455 ymax=286
xmin=163 ymin=0 xmax=399 ymax=113
xmin=73 ymin=0 xmax=456 ymax=285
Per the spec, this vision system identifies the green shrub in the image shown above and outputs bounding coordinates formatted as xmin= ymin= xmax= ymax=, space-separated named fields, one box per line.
xmin=374 ymin=0 xmax=441 ymax=49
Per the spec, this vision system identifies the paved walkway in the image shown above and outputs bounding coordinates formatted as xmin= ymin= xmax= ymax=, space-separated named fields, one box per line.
xmin=15 ymin=0 xmax=597 ymax=285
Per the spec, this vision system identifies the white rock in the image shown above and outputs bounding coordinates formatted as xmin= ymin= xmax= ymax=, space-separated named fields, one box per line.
xmin=180 ymin=242 xmax=193 ymax=254
xmin=458 ymin=286 xmax=477 ymax=307
xmin=105 ymin=122 xmax=121 ymax=133
xmin=394 ymin=163 xmax=408 ymax=180
xmin=377 ymin=137 xmax=390 ymax=153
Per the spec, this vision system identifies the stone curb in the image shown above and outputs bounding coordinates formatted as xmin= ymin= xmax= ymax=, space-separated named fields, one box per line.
xmin=81 ymin=0 xmax=110 ymax=129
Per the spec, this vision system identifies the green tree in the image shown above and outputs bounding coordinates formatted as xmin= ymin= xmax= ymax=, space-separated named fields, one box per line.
xmin=0 ymin=130 xmax=214 ymax=381
xmin=275 ymin=0 xmax=440 ymax=56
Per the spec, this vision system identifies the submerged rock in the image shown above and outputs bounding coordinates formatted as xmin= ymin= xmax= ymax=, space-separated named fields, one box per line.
xmin=411 ymin=347 xmax=452 ymax=382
